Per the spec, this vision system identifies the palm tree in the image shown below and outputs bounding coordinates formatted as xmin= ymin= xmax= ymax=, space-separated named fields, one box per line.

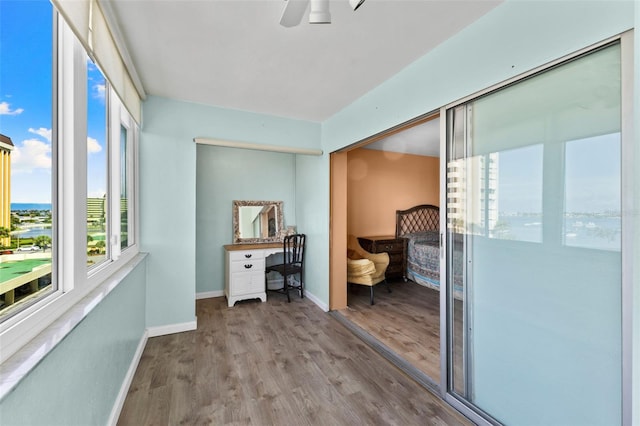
xmin=34 ymin=235 xmax=52 ymax=251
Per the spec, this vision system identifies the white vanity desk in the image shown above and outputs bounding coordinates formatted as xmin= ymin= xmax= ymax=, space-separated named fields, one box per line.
xmin=224 ymin=243 xmax=283 ymax=307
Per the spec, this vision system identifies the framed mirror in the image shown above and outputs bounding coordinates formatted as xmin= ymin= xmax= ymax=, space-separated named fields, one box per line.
xmin=232 ymin=200 xmax=284 ymax=244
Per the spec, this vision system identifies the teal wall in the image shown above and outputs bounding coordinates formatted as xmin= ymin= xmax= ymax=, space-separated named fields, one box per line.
xmin=0 ymin=258 xmax=147 ymax=425
xmin=323 ymin=0 xmax=634 ymax=151
xmin=141 ymin=96 xmax=319 ymax=324
xmin=295 ymin=154 xmax=330 ymax=304
xmin=196 ymin=145 xmax=297 ymax=294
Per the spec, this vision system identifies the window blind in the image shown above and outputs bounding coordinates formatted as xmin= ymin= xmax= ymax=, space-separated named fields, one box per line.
xmin=51 ymin=0 xmax=142 ymax=123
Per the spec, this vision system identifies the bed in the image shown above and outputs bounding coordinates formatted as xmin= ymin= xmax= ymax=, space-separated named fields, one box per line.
xmin=395 ymin=204 xmax=463 ymax=297
xmin=395 ymin=204 xmax=441 ymax=291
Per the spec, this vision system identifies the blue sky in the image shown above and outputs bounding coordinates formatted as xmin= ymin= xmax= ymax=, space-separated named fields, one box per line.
xmin=0 ymin=0 xmax=106 ymax=204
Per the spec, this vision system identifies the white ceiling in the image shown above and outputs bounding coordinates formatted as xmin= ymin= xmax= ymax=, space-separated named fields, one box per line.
xmin=105 ymin=0 xmax=502 ymax=123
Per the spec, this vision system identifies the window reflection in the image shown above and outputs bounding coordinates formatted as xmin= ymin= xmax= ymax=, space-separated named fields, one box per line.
xmin=448 ymin=145 xmax=544 ymax=243
xmin=563 ymin=133 xmax=621 ymax=251
xmin=491 ymin=145 xmax=543 ymax=243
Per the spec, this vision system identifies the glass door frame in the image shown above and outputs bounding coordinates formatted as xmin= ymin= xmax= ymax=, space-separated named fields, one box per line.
xmin=438 ymin=30 xmax=635 ymax=426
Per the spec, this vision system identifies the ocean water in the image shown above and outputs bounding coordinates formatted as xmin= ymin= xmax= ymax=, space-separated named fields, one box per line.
xmin=492 ymin=214 xmax=621 ymax=251
xmin=13 ymin=226 xmax=52 ymax=239
xmin=11 ymin=203 xmax=52 ymax=211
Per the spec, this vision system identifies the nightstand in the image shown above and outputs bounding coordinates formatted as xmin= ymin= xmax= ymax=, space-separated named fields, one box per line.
xmin=357 ymin=236 xmax=407 ymax=281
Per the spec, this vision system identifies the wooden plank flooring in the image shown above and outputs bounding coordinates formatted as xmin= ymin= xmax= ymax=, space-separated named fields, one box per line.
xmin=340 ymin=280 xmax=441 ymax=382
xmin=117 ymin=296 xmax=470 ymax=425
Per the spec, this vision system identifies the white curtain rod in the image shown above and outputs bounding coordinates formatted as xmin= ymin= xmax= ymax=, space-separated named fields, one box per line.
xmin=194 ymin=137 xmax=323 ymax=156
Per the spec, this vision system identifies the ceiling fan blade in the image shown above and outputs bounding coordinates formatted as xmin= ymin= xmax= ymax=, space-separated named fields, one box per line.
xmin=280 ymin=0 xmax=309 ymax=28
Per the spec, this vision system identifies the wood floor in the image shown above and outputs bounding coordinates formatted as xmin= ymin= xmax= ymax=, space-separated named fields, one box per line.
xmin=340 ymin=280 xmax=441 ymax=383
xmin=117 ymin=295 xmax=470 ymax=425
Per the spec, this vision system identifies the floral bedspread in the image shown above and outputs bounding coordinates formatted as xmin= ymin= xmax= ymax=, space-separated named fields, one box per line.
xmin=404 ymin=231 xmax=463 ymax=297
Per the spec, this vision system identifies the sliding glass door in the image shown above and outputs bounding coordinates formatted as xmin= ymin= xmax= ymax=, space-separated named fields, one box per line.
xmin=444 ymin=42 xmax=624 ymax=424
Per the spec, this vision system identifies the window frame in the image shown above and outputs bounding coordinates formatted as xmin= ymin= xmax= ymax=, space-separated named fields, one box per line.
xmin=0 ymin=9 xmax=140 ymax=365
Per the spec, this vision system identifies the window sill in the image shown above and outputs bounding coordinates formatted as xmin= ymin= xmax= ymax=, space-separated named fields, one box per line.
xmin=0 ymin=252 xmax=147 ymax=401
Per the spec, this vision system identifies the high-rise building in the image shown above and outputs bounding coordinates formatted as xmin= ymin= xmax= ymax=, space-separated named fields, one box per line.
xmin=0 ymin=134 xmax=13 ymax=247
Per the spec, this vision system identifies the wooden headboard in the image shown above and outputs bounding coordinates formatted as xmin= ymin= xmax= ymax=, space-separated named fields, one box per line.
xmin=395 ymin=204 xmax=440 ymax=238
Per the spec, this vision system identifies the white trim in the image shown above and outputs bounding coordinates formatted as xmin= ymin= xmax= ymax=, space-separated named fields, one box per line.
xmin=304 ymin=290 xmax=329 ymax=312
xmin=196 ymin=290 xmax=224 ymax=300
xmin=146 ymin=319 xmax=197 ymax=338
xmin=194 ymin=137 xmax=323 ymax=156
xmin=107 ymin=329 xmax=148 ymax=426
xmin=0 ymin=141 xmax=14 ymax=151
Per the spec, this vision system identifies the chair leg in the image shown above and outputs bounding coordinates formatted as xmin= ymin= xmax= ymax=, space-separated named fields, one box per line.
xmin=386 ymin=279 xmax=391 ymax=293
xmin=299 ymin=272 xmax=304 ymax=299
xmin=285 ymin=275 xmax=291 ymax=303
xmin=370 ymin=286 xmax=375 ymax=305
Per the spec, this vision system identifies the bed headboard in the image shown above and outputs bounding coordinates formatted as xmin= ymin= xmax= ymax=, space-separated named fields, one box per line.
xmin=395 ymin=204 xmax=440 ymax=238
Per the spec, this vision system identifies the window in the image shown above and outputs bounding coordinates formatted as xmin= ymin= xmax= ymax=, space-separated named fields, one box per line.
xmin=0 ymin=0 xmax=139 ymax=362
xmin=87 ymin=58 xmax=109 ymax=268
xmin=119 ymin=120 xmax=135 ymax=251
xmin=0 ymin=0 xmax=56 ymax=320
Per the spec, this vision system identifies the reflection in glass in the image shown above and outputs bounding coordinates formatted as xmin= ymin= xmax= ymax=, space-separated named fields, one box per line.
xmin=238 ymin=205 xmax=278 ymax=239
xmin=491 ymin=145 xmax=543 ymax=243
xmin=564 ymin=134 xmax=621 ymax=251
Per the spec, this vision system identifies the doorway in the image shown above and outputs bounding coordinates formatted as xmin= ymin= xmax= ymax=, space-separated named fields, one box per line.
xmin=330 ymin=113 xmax=443 ymax=386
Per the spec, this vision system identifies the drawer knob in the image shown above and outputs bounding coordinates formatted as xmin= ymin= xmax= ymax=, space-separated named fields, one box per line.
xmin=244 ymin=254 xmax=252 ymax=258
xmin=244 ymin=264 xmax=253 ymax=269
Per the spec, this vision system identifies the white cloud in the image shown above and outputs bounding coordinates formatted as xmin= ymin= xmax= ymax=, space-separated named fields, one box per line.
xmin=28 ymin=127 xmax=52 ymax=142
xmin=87 ymin=137 xmax=102 ymax=154
xmin=88 ymin=188 xmax=107 ymax=198
xmin=11 ymin=139 xmax=52 ymax=173
xmin=0 ymin=101 xmax=24 ymax=115
xmin=93 ymin=83 xmax=106 ymax=101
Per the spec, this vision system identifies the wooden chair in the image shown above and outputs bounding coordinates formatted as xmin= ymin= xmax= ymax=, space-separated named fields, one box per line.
xmin=265 ymin=234 xmax=306 ymax=302
xmin=347 ymin=235 xmax=390 ymax=305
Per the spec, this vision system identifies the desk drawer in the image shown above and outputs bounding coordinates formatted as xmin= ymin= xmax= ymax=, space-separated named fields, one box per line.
xmin=229 ymin=250 xmax=265 ymax=262
xmin=230 ymin=259 xmax=265 ymax=273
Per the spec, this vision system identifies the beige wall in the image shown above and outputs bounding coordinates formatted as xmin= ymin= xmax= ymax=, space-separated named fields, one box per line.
xmin=347 ymin=148 xmax=439 ymax=238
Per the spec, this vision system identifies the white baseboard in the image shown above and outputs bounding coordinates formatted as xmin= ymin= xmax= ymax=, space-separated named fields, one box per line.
xmin=304 ymin=290 xmax=329 ymax=312
xmin=146 ymin=319 xmax=197 ymax=338
xmin=108 ymin=329 xmax=149 ymax=426
xmin=196 ymin=290 xmax=224 ymax=300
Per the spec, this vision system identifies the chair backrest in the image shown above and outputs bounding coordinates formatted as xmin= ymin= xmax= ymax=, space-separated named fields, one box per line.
xmin=284 ymin=234 xmax=305 ymax=265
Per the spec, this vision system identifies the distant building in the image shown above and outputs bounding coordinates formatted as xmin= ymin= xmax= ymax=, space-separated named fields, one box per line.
xmin=0 ymin=134 xmax=13 ymax=247
xmin=87 ymin=196 xmax=106 ymax=229
xmin=447 ymin=153 xmax=499 ymax=235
